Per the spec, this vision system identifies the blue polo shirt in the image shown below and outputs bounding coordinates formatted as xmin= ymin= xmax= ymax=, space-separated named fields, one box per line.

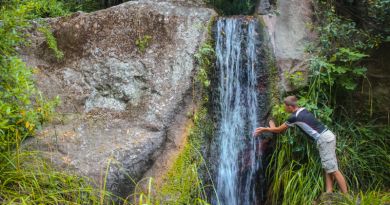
xmin=285 ymin=108 xmax=327 ymax=141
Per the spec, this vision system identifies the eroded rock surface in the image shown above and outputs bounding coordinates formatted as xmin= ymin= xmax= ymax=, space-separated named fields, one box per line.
xmin=20 ymin=1 xmax=215 ymax=197
xmin=259 ymin=0 xmax=316 ymax=91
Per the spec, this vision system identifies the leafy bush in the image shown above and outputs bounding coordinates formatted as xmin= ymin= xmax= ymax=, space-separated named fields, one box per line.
xmin=0 ymin=1 xmax=105 ymax=204
xmin=0 ymin=151 xmax=114 ymax=204
xmin=266 ymin=1 xmax=390 ymax=204
xmin=0 ymin=0 xmax=65 ymax=151
xmin=205 ymin=0 xmax=256 ymax=15
xmin=60 ymin=0 xmax=128 ymax=12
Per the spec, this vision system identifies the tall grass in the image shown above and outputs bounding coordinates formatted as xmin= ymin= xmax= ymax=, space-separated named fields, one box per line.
xmin=265 ymin=0 xmax=389 ymax=203
xmin=0 ymin=151 xmax=121 ymax=204
xmin=154 ymin=107 xmax=216 ymax=205
xmin=266 ymin=130 xmax=323 ymax=205
xmin=266 ymin=121 xmax=390 ymax=205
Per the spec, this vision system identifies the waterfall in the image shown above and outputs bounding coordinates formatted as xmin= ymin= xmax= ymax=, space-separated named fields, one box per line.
xmin=214 ymin=17 xmax=265 ymax=205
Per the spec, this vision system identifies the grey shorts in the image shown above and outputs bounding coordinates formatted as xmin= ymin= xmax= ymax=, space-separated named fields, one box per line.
xmin=316 ymin=130 xmax=338 ymax=173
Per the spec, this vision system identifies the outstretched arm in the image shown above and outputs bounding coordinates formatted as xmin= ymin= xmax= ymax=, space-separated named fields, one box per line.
xmin=253 ymin=120 xmax=288 ymax=137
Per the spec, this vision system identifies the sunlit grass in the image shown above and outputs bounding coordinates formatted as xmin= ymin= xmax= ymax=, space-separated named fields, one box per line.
xmin=0 ymin=151 xmax=118 ymax=204
xmin=266 ymin=123 xmax=390 ymax=205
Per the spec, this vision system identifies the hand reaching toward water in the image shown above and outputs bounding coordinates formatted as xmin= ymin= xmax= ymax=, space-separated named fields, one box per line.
xmin=253 ymin=120 xmax=276 ymax=137
xmin=253 ymin=127 xmax=267 ymax=137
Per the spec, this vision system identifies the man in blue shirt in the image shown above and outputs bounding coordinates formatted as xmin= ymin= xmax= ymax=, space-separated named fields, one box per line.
xmin=254 ymin=96 xmax=348 ymax=194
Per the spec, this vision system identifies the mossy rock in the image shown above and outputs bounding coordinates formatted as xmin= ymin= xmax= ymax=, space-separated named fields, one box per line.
xmin=314 ymin=192 xmax=358 ymax=205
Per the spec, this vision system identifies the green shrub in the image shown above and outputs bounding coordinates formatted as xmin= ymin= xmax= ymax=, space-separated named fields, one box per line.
xmin=0 ymin=151 xmax=119 ymax=204
xmin=0 ymin=0 xmax=65 ymax=152
xmin=204 ymin=0 xmax=256 ymax=15
xmin=266 ymin=1 xmax=390 ymax=204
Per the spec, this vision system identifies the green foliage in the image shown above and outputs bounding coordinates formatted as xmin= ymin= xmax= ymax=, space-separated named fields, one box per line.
xmin=37 ymin=26 xmax=64 ymax=59
xmin=266 ymin=130 xmax=323 ymax=205
xmin=305 ymin=7 xmax=376 ymax=107
xmin=59 ymin=0 xmax=129 ymax=12
xmin=60 ymin=0 xmax=103 ymax=12
xmin=284 ymin=71 xmax=306 ymax=88
xmin=127 ymin=103 xmax=216 ymax=205
xmin=157 ymin=107 xmax=214 ymax=205
xmin=143 ymin=33 xmax=217 ymax=205
xmin=0 ymin=0 xmax=69 ymax=19
xmin=0 ymin=56 xmax=60 ymax=152
xmin=205 ymin=0 xmax=256 ymax=15
xmin=195 ymin=43 xmax=215 ymax=89
xmin=267 ymin=123 xmax=390 ymax=205
xmin=345 ymin=191 xmax=390 ymax=205
xmin=0 ymin=0 xmax=64 ymax=152
xmin=0 ymin=0 xmax=68 ymax=57
xmin=135 ymin=35 xmax=152 ymax=53
xmin=0 ymin=1 xmax=99 ymax=204
xmin=267 ymin=1 xmax=390 ymax=204
xmin=0 ymin=151 xmax=124 ymax=204
xmin=155 ymin=37 xmax=217 ymax=203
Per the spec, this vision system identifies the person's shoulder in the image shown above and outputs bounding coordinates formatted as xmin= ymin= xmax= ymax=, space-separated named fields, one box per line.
xmin=286 ymin=113 xmax=297 ymax=123
xmin=301 ymin=108 xmax=315 ymax=116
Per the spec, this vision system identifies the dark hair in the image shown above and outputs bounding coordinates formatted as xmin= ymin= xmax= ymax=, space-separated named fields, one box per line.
xmin=284 ymin=96 xmax=298 ymax=106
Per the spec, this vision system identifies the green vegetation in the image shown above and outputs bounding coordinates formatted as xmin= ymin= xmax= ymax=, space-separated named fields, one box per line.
xmin=135 ymin=35 xmax=152 ymax=53
xmin=61 ymin=0 xmax=128 ymax=12
xmin=128 ymin=107 xmax=216 ymax=205
xmin=266 ymin=0 xmax=390 ymax=204
xmin=156 ymin=107 xmax=215 ymax=204
xmin=0 ymin=151 xmax=118 ymax=204
xmin=0 ymin=0 xmax=67 ymax=152
xmin=0 ymin=1 xmax=113 ymax=204
xmin=151 ymin=40 xmax=217 ymax=204
xmin=205 ymin=0 xmax=256 ymax=15
xmin=1 ymin=0 xmax=218 ymax=202
xmin=1 ymin=0 xmax=388 ymax=204
xmin=195 ymin=43 xmax=215 ymax=89
xmin=127 ymin=40 xmax=217 ymax=204
xmin=37 ymin=26 xmax=64 ymax=59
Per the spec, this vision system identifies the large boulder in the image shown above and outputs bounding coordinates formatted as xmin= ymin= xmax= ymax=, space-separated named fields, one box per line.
xmin=258 ymin=0 xmax=316 ymax=91
xmin=20 ymin=1 xmax=216 ymax=197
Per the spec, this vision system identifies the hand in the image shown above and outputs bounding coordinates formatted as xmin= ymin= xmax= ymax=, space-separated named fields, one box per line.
xmin=253 ymin=127 xmax=266 ymax=137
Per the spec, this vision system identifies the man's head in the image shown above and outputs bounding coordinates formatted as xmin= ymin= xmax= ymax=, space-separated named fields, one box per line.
xmin=284 ymin=96 xmax=299 ymax=113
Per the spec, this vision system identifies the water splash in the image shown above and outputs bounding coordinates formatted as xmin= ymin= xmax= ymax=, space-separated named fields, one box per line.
xmin=214 ymin=17 xmax=263 ymax=205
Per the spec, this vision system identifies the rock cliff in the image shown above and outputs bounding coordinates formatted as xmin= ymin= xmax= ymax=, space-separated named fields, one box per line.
xmin=21 ymin=1 xmax=216 ymax=197
xmin=257 ymin=0 xmax=316 ymax=91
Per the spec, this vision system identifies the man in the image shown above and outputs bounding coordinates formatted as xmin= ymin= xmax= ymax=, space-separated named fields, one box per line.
xmin=253 ymin=96 xmax=348 ymax=194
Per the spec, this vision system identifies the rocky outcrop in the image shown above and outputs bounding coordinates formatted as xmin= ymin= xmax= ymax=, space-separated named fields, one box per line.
xmin=258 ymin=0 xmax=316 ymax=91
xmin=313 ymin=193 xmax=357 ymax=205
xmin=20 ymin=1 xmax=216 ymax=197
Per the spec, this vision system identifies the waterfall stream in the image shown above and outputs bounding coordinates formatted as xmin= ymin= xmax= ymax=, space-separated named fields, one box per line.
xmin=214 ymin=17 xmax=266 ymax=205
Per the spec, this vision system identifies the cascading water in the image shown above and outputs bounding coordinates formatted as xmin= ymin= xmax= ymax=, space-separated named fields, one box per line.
xmin=213 ymin=17 xmax=267 ymax=205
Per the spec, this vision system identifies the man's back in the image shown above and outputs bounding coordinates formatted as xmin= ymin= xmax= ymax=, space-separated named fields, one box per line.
xmin=285 ymin=108 xmax=327 ymax=141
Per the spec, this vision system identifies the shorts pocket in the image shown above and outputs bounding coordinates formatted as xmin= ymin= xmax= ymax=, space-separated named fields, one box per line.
xmin=322 ymin=131 xmax=336 ymax=142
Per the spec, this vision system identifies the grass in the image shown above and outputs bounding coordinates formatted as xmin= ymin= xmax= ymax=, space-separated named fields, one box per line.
xmin=266 ymin=122 xmax=390 ymax=205
xmin=154 ymin=107 xmax=217 ymax=205
xmin=0 ymin=151 xmax=118 ymax=204
xmin=0 ymin=106 xmax=217 ymax=205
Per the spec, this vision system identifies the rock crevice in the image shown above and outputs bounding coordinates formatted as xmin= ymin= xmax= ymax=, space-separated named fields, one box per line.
xmin=21 ymin=1 xmax=216 ymax=197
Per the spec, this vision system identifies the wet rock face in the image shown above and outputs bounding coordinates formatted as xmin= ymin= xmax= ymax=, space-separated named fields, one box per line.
xmin=20 ymin=1 xmax=215 ymax=197
xmin=260 ymin=0 xmax=316 ymax=91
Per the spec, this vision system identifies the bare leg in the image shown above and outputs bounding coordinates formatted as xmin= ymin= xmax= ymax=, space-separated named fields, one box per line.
xmin=333 ymin=170 xmax=348 ymax=194
xmin=325 ymin=171 xmax=334 ymax=193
